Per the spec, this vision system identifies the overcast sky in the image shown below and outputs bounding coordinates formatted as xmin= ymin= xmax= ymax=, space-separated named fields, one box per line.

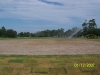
xmin=0 ymin=0 xmax=100 ymax=33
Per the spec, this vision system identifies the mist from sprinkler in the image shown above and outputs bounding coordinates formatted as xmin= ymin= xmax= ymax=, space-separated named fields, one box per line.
xmin=68 ymin=28 xmax=82 ymax=39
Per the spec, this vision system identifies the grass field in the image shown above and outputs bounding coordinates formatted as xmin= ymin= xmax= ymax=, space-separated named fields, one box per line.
xmin=0 ymin=38 xmax=100 ymax=75
xmin=0 ymin=37 xmax=100 ymax=40
xmin=0 ymin=54 xmax=100 ymax=75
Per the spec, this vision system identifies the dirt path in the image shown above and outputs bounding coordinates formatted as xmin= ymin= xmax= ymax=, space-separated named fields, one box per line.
xmin=0 ymin=39 xmax=100 ymax=55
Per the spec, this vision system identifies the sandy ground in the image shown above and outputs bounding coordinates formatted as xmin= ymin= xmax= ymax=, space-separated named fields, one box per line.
xmin=0 ymin=39 xmax=100 ymax=55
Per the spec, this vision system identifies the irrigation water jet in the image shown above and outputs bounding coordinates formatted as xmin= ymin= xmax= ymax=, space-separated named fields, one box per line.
xmin=68 ymin=28 xmax=82 ymax=39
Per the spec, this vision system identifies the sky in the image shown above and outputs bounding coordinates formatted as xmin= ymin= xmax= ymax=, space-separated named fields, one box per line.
xmin=0 ymin=0 xmax=100 ymax=33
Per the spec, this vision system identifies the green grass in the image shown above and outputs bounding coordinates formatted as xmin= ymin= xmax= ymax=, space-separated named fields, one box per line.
xmin=90 ymin=37 xmax=100 ymax=41
xmin=0 ymin=37 xmax=62 ymax=40
xmin=81 ymin=37 xmax=100 ymax=42
xmin=0 ymin=37 xmax=84 ymax=40
xmin=0 ymin=37 xmax=100 ymax=43
xmin=0 ymin=54 xmax=100 ymax=75
xmin=8 ymin=59 xmax=23 ymax=63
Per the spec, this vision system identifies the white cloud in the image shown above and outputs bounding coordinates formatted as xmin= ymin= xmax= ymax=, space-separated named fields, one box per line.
xmin=0 ymin=0 xmax=100 ymax=27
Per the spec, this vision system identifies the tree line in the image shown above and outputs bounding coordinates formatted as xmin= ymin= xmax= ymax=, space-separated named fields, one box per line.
xmin=0 ymin=19 xmax=100 ymax=38
xmin=0 ymin=26 xmax=82 ymax=38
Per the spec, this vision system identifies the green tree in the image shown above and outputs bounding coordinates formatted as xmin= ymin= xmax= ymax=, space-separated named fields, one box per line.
xmin=7 ymin=29 xmax=13 ymax=38
xmin=82 ymin=19 xmax=100 ymax=38
xmin=82 ymin=19 xmax=97 ymax=37
xmin=13 ymin=31 xmax=17 ymax=38
xmin=7 ymin=29 xmax=17 ymax=38
xmin=58 ymin=28 xmax=64 ymax=37
xmin=30 ymin=33 xmax=35 ymax=37
xmin=1 ymin=26 xmax=7 ymax=38
xmin=18 ymin=32 xmax=24 ymax=37
xmin=23 ymin=32 xmax=30 ymax=37
xmin=82 ymin=20 xmax=88 ymax=35
xmin=88 ymin=19 xmax=97 ymax=29
xmin=43 ymin=30 xmax=51 ymax=37
xmin=0 ymin=29 xmax=1 ymax=37
xmin=51 ymin=30 xmax=57 ymax=37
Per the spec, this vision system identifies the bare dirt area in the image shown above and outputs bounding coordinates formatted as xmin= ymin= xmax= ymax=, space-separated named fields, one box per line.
xmin=0 ymin=39 xmax=100 ymax=55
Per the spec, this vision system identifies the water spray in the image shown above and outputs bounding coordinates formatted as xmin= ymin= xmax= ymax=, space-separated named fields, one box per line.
xmin=68 ymin=28 xmax=82 ymax=39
